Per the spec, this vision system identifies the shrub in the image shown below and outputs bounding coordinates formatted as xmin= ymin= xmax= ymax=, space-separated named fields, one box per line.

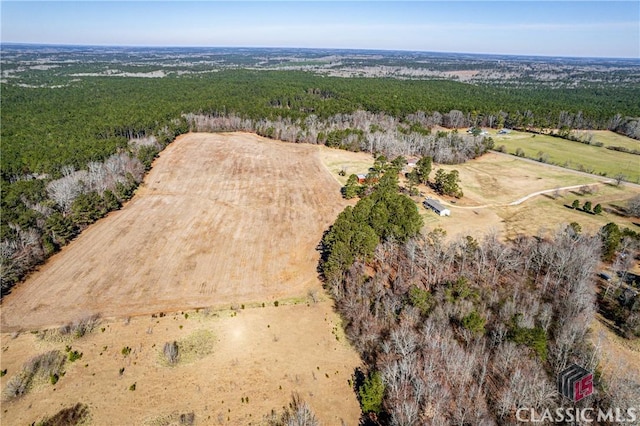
xmin=129 ymin=383 xmax=136 ymax=391
xmin=163 ymin=341 xmax=179 ymax=365
xmin=121 ymin=346 xmax=132 ymax=356
xmin=509 ymin=317 xmax=548 ymax=361
xmin=4 ymin=374 xmax=30 ymax=399
xmin=68 ymin=350 xmax=83 ymax=362
xmin=267 ymin=393 xmax=319 ymax=426
xmin=408 ymin=286 xmax=434 ymax=315
xmin=444 ymin=276 xmax=476 ymax=303
xmin=36 ymin=403 xmax=90 ymax=426
xmin=148 ymin=412 xmax=196 ymax=426
xmin=462 ymin=310 xmax=486 ymax=334
xmin=3 ymin=350 xmax=66 ymax=400
xmin=358 ymin=370 xmax=384 ymax=414
xmin=159 ymin=330 xmax=214 ymax=366
xmin=71 ymin=314 xmax=100 ymax=338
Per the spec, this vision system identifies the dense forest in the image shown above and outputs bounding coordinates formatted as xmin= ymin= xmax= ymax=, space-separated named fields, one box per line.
xmin=1 ymin=45 xmax=639 ymax=424
xmin=2 ymin=49 xmax=639 ymax=297
xmin=319 ymin=162 xmax=639 ymax=425
xmin=3 ymin=70 xmax=640 ymax=179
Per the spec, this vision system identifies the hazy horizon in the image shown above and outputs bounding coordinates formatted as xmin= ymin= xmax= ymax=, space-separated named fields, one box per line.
xmin=3 ymin=42 xmax=640 ymax=61
xmin=1 ymin=1 xmax=639 ymax=59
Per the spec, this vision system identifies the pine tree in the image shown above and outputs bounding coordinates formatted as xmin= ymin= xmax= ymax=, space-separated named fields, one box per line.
xmin=415 ymin=156 xmax=432 ymax=184
xmin=359 ymin=371 xmax=384 ymax=414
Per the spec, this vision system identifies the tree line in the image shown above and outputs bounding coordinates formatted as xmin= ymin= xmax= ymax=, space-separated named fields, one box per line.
xmin=187 ymin=110 xmax=495 ymax=163
xmin=0 ymin=133 xmax=176 ymax=295
xmin=3 ymin=70 xmax=639 ymax=180
xmin=321 ymin=219 xmax=638 ymax=424
xmin=2 ymin=69 xmax=639 ymax=294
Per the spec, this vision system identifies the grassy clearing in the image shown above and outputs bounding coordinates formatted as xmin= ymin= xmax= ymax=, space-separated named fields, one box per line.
xmin=499 ymin=182 xmax=640 ymax=238
xmin=492 ymin=130 xmax=640 ymax=183
xmin=159 ymin=329 xmax=215 ymax=366
xmin=317 ymin=145 xmax=374 ymax=185
xmin=417 ymin=152 xmax=640 ymax=240
xmin=436 ymin=153 xmax=602 ymax=206
xmin=587 ymin=130 xmax=640 ymax=151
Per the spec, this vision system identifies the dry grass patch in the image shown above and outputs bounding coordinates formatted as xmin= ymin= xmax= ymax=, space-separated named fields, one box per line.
xmin=0 ymin=302 xmax=361 ymax=425
xmin=435 ymin=152 xmax=602 ymax=206
xmin=415 ymin=152 xmax=639 ymax=240
xmin=159 ymin=329 xmax=215 ymax=366
xmin=3 ymin=350 xmax=66 ymax=400
xmin=498 ymin=184 xmax=640 ymax=238
xmin=36 ymin=315 xmax=100 ymax=344
xmin=317 ymin=145 xmax=374 ymax=185
xmin=144 ymin=411 xmax=195 ymax=426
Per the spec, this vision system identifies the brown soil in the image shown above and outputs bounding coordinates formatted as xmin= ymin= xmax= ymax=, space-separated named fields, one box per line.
xmin=1 ymin=133 xmax=346 ymax=332
xmin=0 ymin=132 xmax=363 ymax=425
xmin=0 ymin=303 xmax=362 ymax=425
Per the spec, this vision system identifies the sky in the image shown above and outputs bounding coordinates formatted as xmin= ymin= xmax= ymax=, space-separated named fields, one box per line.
xmin=1 ymin=1 xmax=639 ymax=58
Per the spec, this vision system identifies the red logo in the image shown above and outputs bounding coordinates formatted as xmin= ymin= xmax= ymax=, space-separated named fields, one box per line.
xmin=573 ymin=373 xmax=593 ymax=402
xmin=558 ymin=364 xmax=593 ymax=402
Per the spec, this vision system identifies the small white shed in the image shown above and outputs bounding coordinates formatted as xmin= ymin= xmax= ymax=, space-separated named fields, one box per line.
xmin=424 ymin=197 xmax=450 ymax=216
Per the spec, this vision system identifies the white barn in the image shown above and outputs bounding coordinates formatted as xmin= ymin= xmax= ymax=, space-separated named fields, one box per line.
xmin=424 ymin=198 xmax=450 ymax=216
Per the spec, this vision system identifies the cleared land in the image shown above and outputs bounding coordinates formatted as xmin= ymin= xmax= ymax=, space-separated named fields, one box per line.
xmin=419 ymin=153 xmax=640 ymax=239
xmin=0 ymin=303 xmax=361 ymax=425
xmin=0 ymin=132 xmax=364 ymax=425
xmin=587 ymin=130 xmax=640 ymax=151
xmin=591 ymin=315 xmax=640 ymax=377
xmin=492 ymin=129 xmax=640 ymax=183
xmin=1 ymin=132 xmax=349 ymax=331
xmin=317 ymin=146 xmax=374 ymax=186
xmin=316 ymin=147 xmax=639 ymax=242
xmin=1 ymin=133 xmax=638 ymax=425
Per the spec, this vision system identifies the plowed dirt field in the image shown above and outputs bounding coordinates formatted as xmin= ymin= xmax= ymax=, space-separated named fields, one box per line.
xmin=1 ymin=132 xmax=346 ymax=331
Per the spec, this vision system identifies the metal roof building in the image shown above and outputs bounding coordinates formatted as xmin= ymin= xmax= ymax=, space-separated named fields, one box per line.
xmin=424 ymin=197 xmax=451 ymax=216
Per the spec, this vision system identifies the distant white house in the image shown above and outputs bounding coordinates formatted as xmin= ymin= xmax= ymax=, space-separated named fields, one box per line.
xmin=424 ymin=197 xmax=450 ymax=216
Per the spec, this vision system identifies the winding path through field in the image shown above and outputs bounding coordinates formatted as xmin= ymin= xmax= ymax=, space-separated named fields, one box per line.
xmin=440 ymin=182 xmax=612 ymax=210
xmin=436 ymin=149 xmax=640 ymax=210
